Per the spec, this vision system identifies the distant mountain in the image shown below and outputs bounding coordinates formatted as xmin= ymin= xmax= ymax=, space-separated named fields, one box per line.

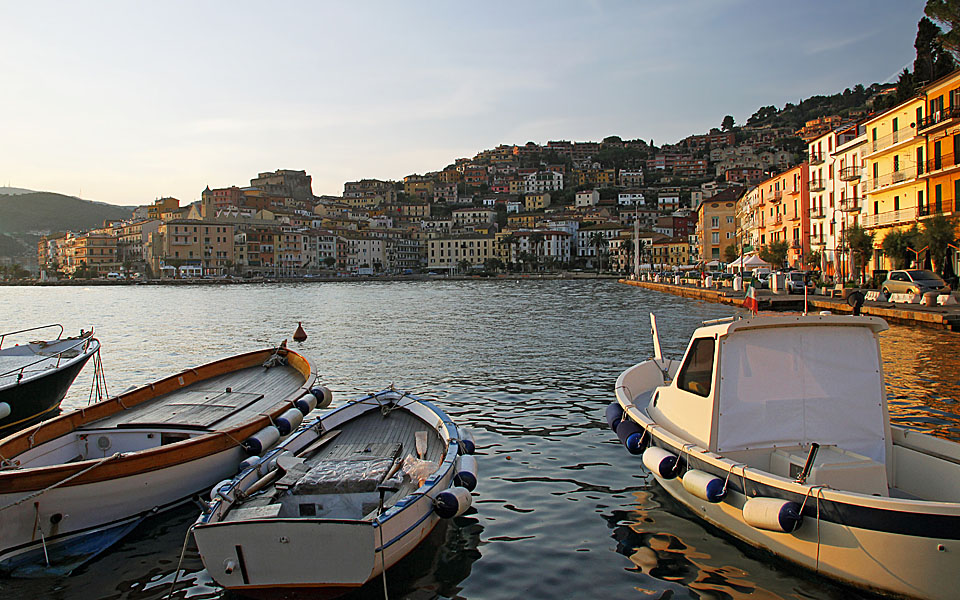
xmin=0 ymin=192 xmax=134 ymax=234
xmin=0 ymin=187 xmax=37 ymax=196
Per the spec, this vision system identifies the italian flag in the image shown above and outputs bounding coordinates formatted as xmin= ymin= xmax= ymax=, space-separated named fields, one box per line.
xmin=743 ymin=278 xmax=759 ymax=314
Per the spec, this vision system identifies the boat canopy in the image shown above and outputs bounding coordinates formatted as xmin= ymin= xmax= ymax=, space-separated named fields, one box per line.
xmin=715 ymin=323 xmax=887 ymax=463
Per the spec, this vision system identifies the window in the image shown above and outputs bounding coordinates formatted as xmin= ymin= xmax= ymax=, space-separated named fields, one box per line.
xmin=677 ymin=338 xmax=715 ymax=397
xmin=711 ymin=216 xmax=719 ymax=228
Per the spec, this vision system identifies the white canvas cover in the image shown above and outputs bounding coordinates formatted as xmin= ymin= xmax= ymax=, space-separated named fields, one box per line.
xmin=716 ymin=326 xmax=885 ymax=462
xmin=726 ymin=255 xmax=770 ymax=273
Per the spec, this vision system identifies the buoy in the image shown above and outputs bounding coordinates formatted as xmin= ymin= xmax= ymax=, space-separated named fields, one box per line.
xmin=742 ymin=497 xmax=803 ymax=532
xmin=642 ymin=446 xmax=678 ymax=479
xmin=293 ymin=322 xmax=307 ymax=342
xmin=616 ymin=420 xmax=646 ymax=455
xmin=0 ymin=403 xmax=10 ymax=420
xmin=295 ymin=392 xmax=318 ymax=414
xmin=435 ymin=486 xmax=473 ymax=518
xmin=605 ymin=402 xmax=624 ymax=433
xmin=310 ymin=386 xmax=333 ymax=409
xmin=458 ymin=427 xmax=476 ymax=455
xmin=238 ymin=455 xmax=261 ymax=473
xmin=454 ymin=454 xmax=479 ymax=491
xmin=275 ymin=407 xmax=304 ymax=436
xmin=242 ymin=425 xmax=281 ymax=455
xmin=682 ymin=469 xmax=726 ymax=503
xmin=210 ymin=479 xmax=235 ymax=502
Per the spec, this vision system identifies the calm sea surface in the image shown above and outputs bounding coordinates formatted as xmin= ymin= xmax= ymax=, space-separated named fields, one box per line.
xmin=0 ymin=280 xmax=957 ymax=600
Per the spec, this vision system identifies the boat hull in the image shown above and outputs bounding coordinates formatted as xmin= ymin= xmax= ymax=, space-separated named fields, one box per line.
xmin=0 ymin=339 xmax=98 ymax=437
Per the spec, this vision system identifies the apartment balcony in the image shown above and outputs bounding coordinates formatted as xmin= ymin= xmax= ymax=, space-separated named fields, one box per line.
xmin=768 ymin=190 xmax=783 ymax=203
xmin=840 ymin=197 xmax=861 ymax=212
xmin=860 ymin=167 xmax=917 ymax=193
xmin=808 ymin=178 xmax=826 ymax=192
xmin=867 ymin=128 xmax=915 ymax=155
xmin=809 ymin=151 xmax=824 ymax=165
xmin=861 ymin=206 xmax=917 ymax=229
xmin=808 ymin=233 xmax=826 ymax=247
xmin=918 ymin=104 xmax=960 ymax=133
xmin=918 ymin=202 xmax=959 ymax=218
xmin=773 ymin=215 xmax=783 ymax=226
xmin=925 ymin=151 xmax=958 ymax=173
xmin=810 ymin=206 xmax=826 ymax=219
xmin=839 ymin=165 xmax=861 ymax=181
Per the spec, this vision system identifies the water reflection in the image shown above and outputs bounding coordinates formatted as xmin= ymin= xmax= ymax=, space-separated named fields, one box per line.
xmin=0 ymin=282 xmax=956 ymax=600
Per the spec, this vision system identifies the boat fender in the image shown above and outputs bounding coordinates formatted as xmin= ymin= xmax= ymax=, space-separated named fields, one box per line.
xmin=310 ymin=386 xmax=333 ymax=409
xmin=238 ymin=455 xmax=261 ymax=473
xmin=435 ymin=486 xmax=472 ymax=519
xmin=605 ymin=402 xmax=624 ymax=433
xmin=262 ymin=450 xmax=292 ymax=476
xmin=642 ymin=446 xmax=678 ymax=479
xmin=0 ymin=403 xmax=10 ymax=420
xmin=454 ymin=455 xmax=479 ymax=491
xmin=742 ymin=497 xmax=803 ymax=533
xmin=681 ymin=469 xmax=726 ymax=503
xmin=616 ymin=420 xmax=647 ymax=455
xmin=458 ymin=427 xmax=476 ymax=455
xmin=294 ymin=392 xmax=318 ymax=415
xmin=243 ymin=425 xmax=281 ymax=455
xmin=275 ymin=407 xmax=304 ymax=436
xmin=209 ymin=479 xmax=235 ymax=501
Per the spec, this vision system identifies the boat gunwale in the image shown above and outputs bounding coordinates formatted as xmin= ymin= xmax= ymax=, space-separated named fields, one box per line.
xmin=0 ymin=334 xmax=100 ymax=390
xmin=0 ymin=347 xmax=316 ymax=493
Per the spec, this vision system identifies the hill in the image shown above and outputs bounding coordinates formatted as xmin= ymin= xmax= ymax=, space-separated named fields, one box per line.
xmin=0 ymin=192 xmax=134 ymax=234
xmin=0 ymin=187 xmax=37 ymax=196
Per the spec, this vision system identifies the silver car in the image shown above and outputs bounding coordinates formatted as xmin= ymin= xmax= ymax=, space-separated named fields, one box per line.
xmin=880 ymin=270 xmax=949 ymax=296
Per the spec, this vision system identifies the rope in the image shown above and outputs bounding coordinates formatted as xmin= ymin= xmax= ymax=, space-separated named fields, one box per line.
xmin=0 ymin=452 xmax=123 ymax=512
xmin=86 ymin=349 xmax=110 ymax=407
xmin=165 ymin=523 xmax=197 ymax=599
xmin=378 ymin=522 xmax=389 ymax=600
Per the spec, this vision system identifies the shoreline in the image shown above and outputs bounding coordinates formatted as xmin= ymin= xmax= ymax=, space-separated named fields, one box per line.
xmin=619 ymin=279 xmax=960 ymax=332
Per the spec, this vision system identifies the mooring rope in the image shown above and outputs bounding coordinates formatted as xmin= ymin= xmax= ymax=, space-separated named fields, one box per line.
xmin=0 ymin=452 xmax=123 ymax=512
xmin=165 ymin=523 xmax=197 ymax=599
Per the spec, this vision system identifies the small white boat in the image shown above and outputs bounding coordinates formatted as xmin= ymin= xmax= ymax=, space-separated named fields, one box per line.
xmin=611 ymin=313 xmax=960 ymax=600
xmin=0 ymin=325 xmax=100 ymax=436
xmin=193 ymin=388 xmax=478 ymax=598
xmin=0 ymin=344 xmax=319 ymax=577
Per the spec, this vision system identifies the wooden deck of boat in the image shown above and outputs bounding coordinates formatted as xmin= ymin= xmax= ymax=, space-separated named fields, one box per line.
xmin=86 ymin=364 xmax=304 ymax=432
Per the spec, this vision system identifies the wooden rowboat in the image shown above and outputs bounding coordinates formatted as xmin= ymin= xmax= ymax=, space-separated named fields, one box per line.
xmin=0 ymin=344 xmax=319 ymax=577
xmin=193 ymin=389 xmax=478 ymax=598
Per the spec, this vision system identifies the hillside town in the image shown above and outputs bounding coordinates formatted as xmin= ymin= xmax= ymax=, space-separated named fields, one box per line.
xmin=29 ymin=70 xmax=959 ymax=284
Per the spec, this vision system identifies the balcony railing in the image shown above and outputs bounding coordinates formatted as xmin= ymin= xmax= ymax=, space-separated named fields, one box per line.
xmin=840 ymin=197 xmax=861 ymax=212
xmin=810 ymin=206 xmax=826 ymax=219
xmin=768 ymin=190 xmax=783 ymax=203
xmin=861 ymin=206 xmax=917 ymax=228
xmin=867 ymin=128 xmax=914 ymax=154
xmin=918 ymin=105 xmax=960 ymax=132
xmin=773 ymin=215 xmax=783 ymax=226
xmin=919 ymin=202 xmax=959 ymax=217
xmin=839 ymin=165 xmax=861 ymax=181
xmin=809 ymin=151 xmax=824 ymax=165
xmin=860 ymin=167 xmax=917 ymax=193
xmin=925 ymin=151 xmax=959 ymax=173
xmin=809 ymin=233 xmax=826 ymax=246
xmin=809 ymin=178 xmax=826 ymax=192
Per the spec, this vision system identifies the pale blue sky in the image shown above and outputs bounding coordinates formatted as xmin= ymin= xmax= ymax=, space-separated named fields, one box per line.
xmin=0 ymin=1 xmax=925 ymax=206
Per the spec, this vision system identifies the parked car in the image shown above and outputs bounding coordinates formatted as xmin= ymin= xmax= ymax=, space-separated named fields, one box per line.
xmin=784 ymin=271 xmax=814 ymax=294
xmin=752 ymin=271 xmax=770 ymax=289
xmin=880 ymin=270 xmax=950 ymax=296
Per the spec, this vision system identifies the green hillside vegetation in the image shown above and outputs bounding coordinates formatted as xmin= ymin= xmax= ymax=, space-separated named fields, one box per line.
xmin=0 ymin=192 xmax=134 ymax=234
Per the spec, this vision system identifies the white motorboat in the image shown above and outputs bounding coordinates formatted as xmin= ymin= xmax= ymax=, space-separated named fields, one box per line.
xmin=610 ymin=313 xmax=960 ymax=600
xmin=193 ymin=388 xmax=478 ymax=598
xmin=0 ymin=344 xmax=319 ymax=577
xmin=0 ymin=325 xmax=100 ymax=436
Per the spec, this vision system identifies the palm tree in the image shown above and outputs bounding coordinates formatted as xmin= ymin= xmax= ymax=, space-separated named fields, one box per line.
xmin=529 ymin=232 xmax=545 ymax=272
xmin=589 ymin=232 xmax=608 ymax=273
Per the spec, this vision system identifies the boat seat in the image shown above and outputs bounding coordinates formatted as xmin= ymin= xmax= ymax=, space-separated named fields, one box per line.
xmin=771 ymin=445 xmax=888 ymax=496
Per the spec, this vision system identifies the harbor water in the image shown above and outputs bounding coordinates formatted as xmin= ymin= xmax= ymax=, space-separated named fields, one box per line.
xmin=0 ymin=280 xmax=957 ymax=600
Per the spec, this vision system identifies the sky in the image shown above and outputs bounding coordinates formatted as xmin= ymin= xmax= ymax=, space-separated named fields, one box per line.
xmin=0 ymin=1 xmax=928 ymax=206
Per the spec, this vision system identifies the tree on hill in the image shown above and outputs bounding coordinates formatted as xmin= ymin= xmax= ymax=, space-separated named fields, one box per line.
xmin=721 ymin=115 xmax=735 ymax=131
xmin=914 ymin=16 xmax=956 ymax=85
xmin=925 ymin=0 xmax=960 ymax=57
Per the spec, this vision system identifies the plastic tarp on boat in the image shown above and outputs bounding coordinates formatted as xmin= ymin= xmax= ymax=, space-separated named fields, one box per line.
xmin=716 ymin=326 xmax=886 ymax=463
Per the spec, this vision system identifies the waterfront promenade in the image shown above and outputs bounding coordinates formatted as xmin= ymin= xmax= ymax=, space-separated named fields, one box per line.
xmin=620 ymin=278 xmax=960 ymax=332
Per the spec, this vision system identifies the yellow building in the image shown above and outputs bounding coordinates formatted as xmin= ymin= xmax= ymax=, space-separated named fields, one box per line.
xmin=860 ymin=96 xmax=926 ymax=271
xmin=650 ymin=237 xmax=690 ymax=267
xmin=524 ymin=193 xmax=551 ymax=211
xmin=146 ymin=197 xmax=179 ymax=221
xmin=917 ymin=71 xmax=960 ymax=275
xmin=159 ymin=219 xmax=235 ymax=276
xmin=697 ymin=195 xmax=738 ymax=262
